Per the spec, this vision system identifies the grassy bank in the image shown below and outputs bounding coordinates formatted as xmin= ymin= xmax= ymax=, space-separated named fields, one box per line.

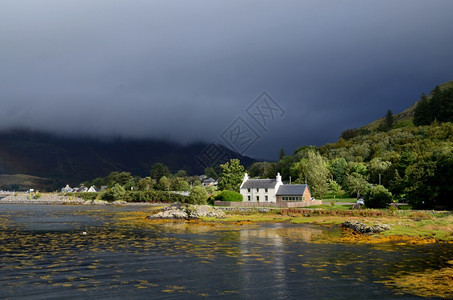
xmin=201 ymin=208 xmax=453 ymax=242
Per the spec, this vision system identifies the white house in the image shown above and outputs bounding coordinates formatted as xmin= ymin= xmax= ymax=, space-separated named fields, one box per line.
xmin=87 ymin=186 xmax=98 ymax=193
xmin=240 ymin=173 xmax=283 ymax=202
xmin=240 ymin=173 xmax=312 ymax=203
xmin=61 ymin=184 xmax=73 ymax=193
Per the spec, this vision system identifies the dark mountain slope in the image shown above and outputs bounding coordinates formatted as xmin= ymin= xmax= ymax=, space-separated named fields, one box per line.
xmin=0 ymin=129 xmax=255 ymax=190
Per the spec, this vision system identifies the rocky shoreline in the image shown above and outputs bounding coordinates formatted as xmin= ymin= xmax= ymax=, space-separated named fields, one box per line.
xmin=0 ymin=194 xmax=162 ymax=206
xmin=147 ymin=202 xmax=226 ymax=220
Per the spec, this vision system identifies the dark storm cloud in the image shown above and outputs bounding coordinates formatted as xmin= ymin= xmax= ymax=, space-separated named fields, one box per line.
xmin=1 ymin=0 xmax=453 ymax=159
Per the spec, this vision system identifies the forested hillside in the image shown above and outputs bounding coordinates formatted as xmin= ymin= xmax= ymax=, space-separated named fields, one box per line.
xmin=247 ymin=82 xmax=453 ymax=210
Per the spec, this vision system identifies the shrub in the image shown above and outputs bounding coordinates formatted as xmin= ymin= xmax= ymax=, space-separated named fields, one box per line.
xmin=364 ymin=185 xmax=393 ymax=208
xmin=214 ymin=190 xmax=243 ymax=202
xmin=102 ymin=184 xmax=126 ymax=201
xmin=187 ymin=185 xmax=208 ymax=205
xmin=33 ymin=192 xmax=42 ymax=199
xmin=124 ymin=190 xmax=187 ymax=203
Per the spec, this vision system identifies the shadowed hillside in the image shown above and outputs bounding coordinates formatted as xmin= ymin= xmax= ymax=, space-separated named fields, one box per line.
xmin=0 ymin=129 xmax=255 ymax=190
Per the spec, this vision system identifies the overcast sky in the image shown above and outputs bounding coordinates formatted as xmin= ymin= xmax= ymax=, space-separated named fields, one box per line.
xmin=1 ymin=0 xmax=453 ymax=160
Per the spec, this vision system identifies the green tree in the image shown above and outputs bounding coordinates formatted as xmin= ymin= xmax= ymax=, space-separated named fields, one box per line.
xmin=217 ymin=159 xmax=245 ymax=192
xmin=369 ymin=158 xmax=391 ymax=185
xmin=413 ymin=93 xmax=431 ymax=126
xmin=187 ymin=185 xmax=208 ymax=205
xmin=150 ymin=163 xmax=171 ymax=181
xmin=293 ymin=158 xmax=308 ymax=184
xmin=329 ymin=179 xmax=341 ymax=199
xmin=91 ymin=177 xmax=104 ymax=189
xmin=157 ymin=176 xmax=171 ymax=191
xmin=303 ymin=151 xmax=330 ymax=199
xmin=348 ymin=162 xmax=368 ymax=176
xmin=103 ymin=183 xmax=126 ymax=201
xmin=106 ymin=171 xmax=133 ymax=186
xmin=364 ymin=185 xmax=393 ymax=208
xmin=175 ymin=169 xmax=187 ymax=178
xmin=344 ymin=172 xmax=370 ymax=198
xmin=137 ymin=177 xmax=153 ymax=191
xmin=403 ymin=158 xmax=437 ymax=209
xmin=381 ymin=109 xmax=394 ymax=131
xmin=171 ymin=177 xmax=190 ymax=191
xmin=340 ymin=128 xmax=359 ymax=140
xmin=328 ymin=158 xmax=348 ymax=185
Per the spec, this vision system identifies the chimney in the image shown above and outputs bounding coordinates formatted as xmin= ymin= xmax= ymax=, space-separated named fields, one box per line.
xmin=243 ymin=172 xmax=249 ymax=182
xmin=276 ymin=172 xmax=282 ymax=183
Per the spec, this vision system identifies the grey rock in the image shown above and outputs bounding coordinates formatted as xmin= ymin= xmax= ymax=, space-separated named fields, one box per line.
xmin=147 ymin=204 xmax=225 ymax=220
xmin=342 ymin=220 xmax=391 ymax=234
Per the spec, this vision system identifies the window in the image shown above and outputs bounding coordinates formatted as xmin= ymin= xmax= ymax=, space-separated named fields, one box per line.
xmin=265 ymin=195 xmax=268 ymax=201
xmin=256 ymin=196 xmax=259 ymax=202
xmin=256 ymin=188 xmax=259 ymax=192
xmin=247 ymin=196 xmax=251 ymax=201
xmin=247 ymin=188 xmax=250 ymax=193
xmin=265 ymin=188 xmax=268 ymax=193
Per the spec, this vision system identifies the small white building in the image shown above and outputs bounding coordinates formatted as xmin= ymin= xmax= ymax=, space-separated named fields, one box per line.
xmin=87 ymin=186 xmax=98 ymax=193
xmin=240 ymin=173 xmax=283 ymax=202
xmin=61 ymin=184 xmax=73 ymax=193
xmin=240 ymin=173 xmax=312 ymax=203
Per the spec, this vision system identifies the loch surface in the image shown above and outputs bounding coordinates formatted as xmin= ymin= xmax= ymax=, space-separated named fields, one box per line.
xmin=0 ymin=204 xmax=451 ymax=299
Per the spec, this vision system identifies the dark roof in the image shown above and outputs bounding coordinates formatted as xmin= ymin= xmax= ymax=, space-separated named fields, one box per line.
xmin=203 ymin=177 xmax=217 ymax=183
xmin=241 ymin=179 xmax=277 ymax=189
xmin=276 ymin=184 xmax=309 ymax=196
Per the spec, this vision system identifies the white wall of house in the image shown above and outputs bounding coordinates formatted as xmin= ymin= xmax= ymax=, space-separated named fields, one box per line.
xmin=241 ymin=187 xmax=277 ymax=202
xmin=240 ymin=173 xmax=283 ymax=203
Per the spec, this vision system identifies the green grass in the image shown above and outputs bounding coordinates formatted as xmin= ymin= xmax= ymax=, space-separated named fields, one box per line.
xmin=331 ymin=198 xmax=356 ymax=203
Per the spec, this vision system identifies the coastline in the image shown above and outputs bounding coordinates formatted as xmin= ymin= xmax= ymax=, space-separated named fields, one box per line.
xmin=0 ymin=194 xmax=164 ymax=206
xmin=2 ymin=195 xmax=452 ymax=243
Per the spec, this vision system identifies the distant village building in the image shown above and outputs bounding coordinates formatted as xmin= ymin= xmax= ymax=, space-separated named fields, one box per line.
xmin=61 ymin=184 xmax=73 ymax=193
xmin=240 ymin=173 xmax=311 ymax=203
xmin=87 ymin=186 xmax=98 ymax=193
xmin=202 ymin=177 xmax=218 ymax=187
xmin=79 ymin=185 xmax=88 ymax=193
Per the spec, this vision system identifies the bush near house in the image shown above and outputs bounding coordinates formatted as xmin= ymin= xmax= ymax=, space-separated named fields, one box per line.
xmin=187 ymin=185 xmax=208 ymax=205
xmin=102 ymin=184 xmax=126 ymax=201
xmin=364 ymin=185 xmax=393 ymax=208
xmin=214 ymin=190 xmax=243 ymax=202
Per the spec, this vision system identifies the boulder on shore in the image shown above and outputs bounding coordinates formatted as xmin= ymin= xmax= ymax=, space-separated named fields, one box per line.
xmin=342 ymin=220 xmax=391 ymax=234
xmin=147 ymin=203 xmax=225 ymax=220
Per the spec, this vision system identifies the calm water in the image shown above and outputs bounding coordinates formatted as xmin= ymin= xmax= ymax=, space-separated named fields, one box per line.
xmin=0 ymin=204 xmax=451 ymax=299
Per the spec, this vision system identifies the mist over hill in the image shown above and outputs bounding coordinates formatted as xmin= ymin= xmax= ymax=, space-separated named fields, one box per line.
xmin=0 ymin=129 xmax=255 ymax=190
